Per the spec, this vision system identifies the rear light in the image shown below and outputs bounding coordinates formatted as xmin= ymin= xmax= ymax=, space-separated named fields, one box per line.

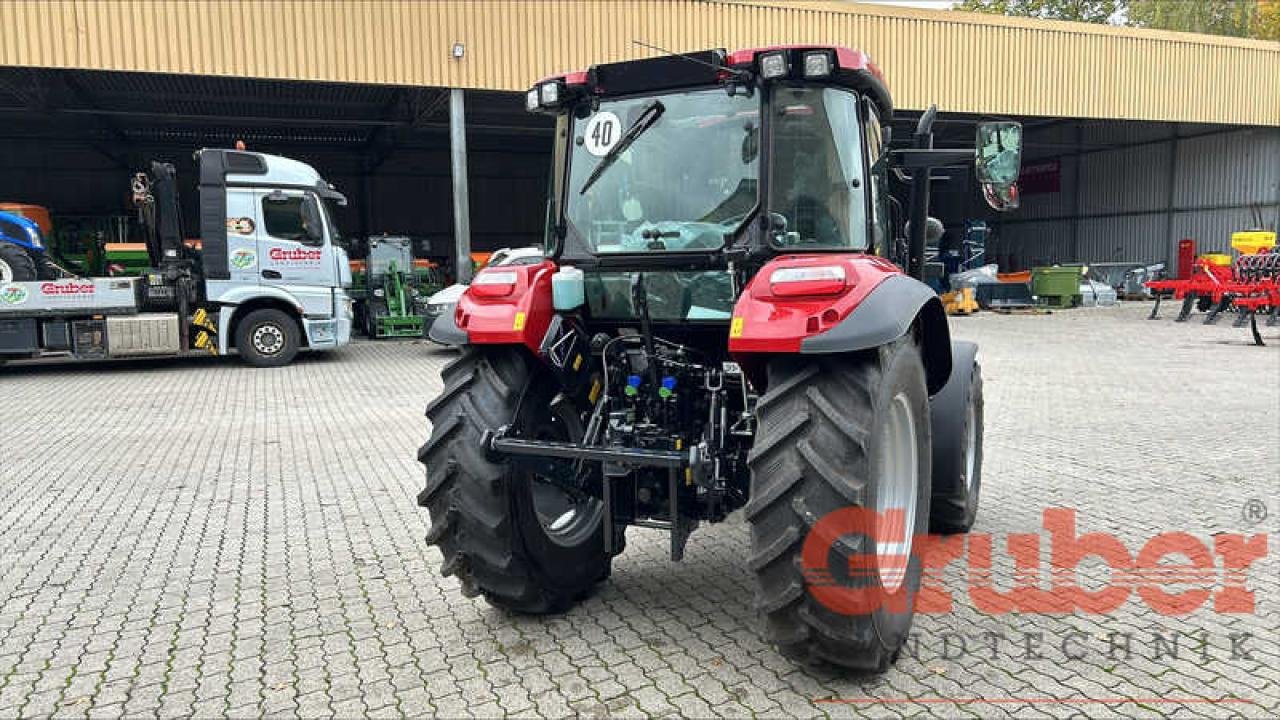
xmin=758 ymin=52 xmax=788 ymax=79
xmin=471 ymin=270 xmax=518 ymax=297
xmin=770 ymin=265 xmax=849 ymax=297
xmin=803 ymin=51 xmax=833 ymax=78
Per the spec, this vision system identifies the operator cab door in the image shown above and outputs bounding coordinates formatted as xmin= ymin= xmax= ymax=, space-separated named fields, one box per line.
xmin=255 ymin=189 xmax=338 ymax=317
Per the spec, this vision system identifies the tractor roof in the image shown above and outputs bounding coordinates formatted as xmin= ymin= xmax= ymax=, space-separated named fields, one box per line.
xmin=535 ymin=45 xmax=892 ymax=118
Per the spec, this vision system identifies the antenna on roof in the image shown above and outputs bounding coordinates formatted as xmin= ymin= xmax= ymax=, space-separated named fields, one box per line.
xmin=630 ymin=40 xmax=751 ymax=80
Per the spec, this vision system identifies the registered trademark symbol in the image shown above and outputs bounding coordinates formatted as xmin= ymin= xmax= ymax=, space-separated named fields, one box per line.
xmin=1242 ymin=499 xmax=1268 ymax=525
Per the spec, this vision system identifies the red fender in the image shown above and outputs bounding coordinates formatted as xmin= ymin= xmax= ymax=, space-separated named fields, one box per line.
xmin=728 ymin=253 xmax=902 ymax=354
xmin=455 ymin=260 xmax=557 ymax=354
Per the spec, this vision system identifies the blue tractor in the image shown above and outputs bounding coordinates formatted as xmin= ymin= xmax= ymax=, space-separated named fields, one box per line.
xmin=0 ymin=211 xmax=50 ymax=282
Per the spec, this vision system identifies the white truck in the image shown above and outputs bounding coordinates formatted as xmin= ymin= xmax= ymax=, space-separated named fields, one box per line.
xmin=0 ymin=149 xmax=353 ymax=367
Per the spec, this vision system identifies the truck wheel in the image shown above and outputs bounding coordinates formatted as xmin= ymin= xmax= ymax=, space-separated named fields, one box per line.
xmin=0 ymin=244 xmax=37 ymax=282
xmin=746 ymin=340 xmax=931 ymax=672
xmin=236 ymin=308 xmax=300 ymax=367
xmin=928 ymin=358 xmax=984 ymax=534
xmin=417 ymin=347 xmax=615 ymax=614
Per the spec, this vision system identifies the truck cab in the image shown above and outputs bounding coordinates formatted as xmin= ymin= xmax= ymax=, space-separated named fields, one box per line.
xmin=201 ymin=149 xmax=353 ymax=356
xmin=0 ymin=149 xmax=352 ymax=367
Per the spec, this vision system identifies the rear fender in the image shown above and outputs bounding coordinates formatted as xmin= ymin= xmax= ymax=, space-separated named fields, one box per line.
xmin=729 ymin=254 xmax=951 ymax=394
xmin=455 ymin=260 xmax=556 ymax=354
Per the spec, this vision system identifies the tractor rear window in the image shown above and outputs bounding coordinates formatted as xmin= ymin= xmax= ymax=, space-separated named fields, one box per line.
xmin=565 ymin=88 xmax=759 ymax=254
xmin=585 ymin=270 xmax=735 ymax=321
xmin=768 ymin=87 xmax=868 ymax=251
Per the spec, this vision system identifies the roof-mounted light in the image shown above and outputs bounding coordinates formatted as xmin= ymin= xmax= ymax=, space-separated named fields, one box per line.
xmin=539 ymin=81 xmax=561 ymax=107
xmin=803 ymin=50 xmax=833 ymax=78
xmin=758 ymin=52 xmax=789 ymax=80
xmin=525 ymin=88 xmax=540 ymax=111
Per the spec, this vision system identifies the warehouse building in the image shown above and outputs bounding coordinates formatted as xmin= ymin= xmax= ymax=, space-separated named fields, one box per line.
xmin=1 ymin=0 xmax=1277 ymax=277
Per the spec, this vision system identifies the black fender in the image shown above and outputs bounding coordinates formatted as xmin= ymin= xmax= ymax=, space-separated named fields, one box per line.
xmin=928 ymin=340 xmax=983 ymax=531
xmin=428 ymin=307 xmax=469 ymax=346
xmin=800 ymin=274 xmax=952 ymax=394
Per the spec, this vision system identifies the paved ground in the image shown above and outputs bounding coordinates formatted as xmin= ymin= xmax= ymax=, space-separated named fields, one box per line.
xmin=0 ymin=303 xmax=1276 ymax=719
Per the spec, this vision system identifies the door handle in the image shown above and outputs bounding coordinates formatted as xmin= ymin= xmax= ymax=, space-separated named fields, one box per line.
xmin=261 ymin=269 xmax=282 ymax=279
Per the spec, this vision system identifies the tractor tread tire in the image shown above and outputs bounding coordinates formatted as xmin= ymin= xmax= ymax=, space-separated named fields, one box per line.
xmin=0 ymin=244 xmax=38 ymax=282
xmin=417 ymin=348 xmax=610 ymax=615
xmin=928 ymin=362 xmax=984 ymax=535
xmin=747 ymin=343 xmax=929 ymax=673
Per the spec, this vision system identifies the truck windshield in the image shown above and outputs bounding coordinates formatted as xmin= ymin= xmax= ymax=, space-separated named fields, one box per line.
xmin=565 ymin=88 xmax=759 ymax=254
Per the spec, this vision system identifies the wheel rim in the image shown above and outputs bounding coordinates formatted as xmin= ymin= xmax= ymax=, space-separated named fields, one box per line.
xmin=251 ymin=323 xmax=286 ymax=356
xmin=963 ymin=397 xmax=978 ymax=494
xmin=0 ymin=258 xmax=12 ymax=282
xmin=875 ymin=391 xmax=918 ymax=594
xmin=524 ymin=396 xmax=604 ymax=547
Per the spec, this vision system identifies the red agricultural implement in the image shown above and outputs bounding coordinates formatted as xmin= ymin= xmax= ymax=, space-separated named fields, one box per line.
xmin=1148 ymin=233 xmax=1279 ymax=346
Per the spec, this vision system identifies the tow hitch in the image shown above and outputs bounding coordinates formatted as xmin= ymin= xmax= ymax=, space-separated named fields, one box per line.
xmin=483 ymin=426 xmax=702 ymax=560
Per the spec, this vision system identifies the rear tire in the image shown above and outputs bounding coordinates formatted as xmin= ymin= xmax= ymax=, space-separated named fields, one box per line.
xmin=746 ymin=340 xmax=931 ymax=672
xmin=235 ymin=308 xmax=300 ymax=367
xmin=0 ymin=244 xmax=37 ymax=282
xmin=417 ymin=347 xmax=615 ymax=614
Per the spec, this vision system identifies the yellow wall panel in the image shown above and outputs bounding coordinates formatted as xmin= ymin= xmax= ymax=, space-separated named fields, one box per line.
xmin=0 ymin=0 xmax=1276 ymax=125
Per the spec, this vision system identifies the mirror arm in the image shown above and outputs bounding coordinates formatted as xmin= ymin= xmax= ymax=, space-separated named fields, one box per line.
xmin=890 ymin=148 xmax=976 ymax=169
xmin=904 ymin=105 xmax=939 ymax=281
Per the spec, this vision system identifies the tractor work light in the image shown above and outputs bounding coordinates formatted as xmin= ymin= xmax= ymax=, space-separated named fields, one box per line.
xmin=758 ymin=52 xmax=789 ymax=79
xmin=803 ymin=51 xmax=833 ymax=78
xmin=525 ymin=88 xmax=540 ymax=111
xmin=471 ymin=270 xmax=519 ymax=297
xmin=770 ymin=265 xmax=849 ymax=297
xmin=539 ymin=81 xmax=561 ymax=107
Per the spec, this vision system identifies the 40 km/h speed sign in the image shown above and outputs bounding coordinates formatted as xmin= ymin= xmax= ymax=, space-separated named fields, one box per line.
xmin=583 ymin=111 xmax=621 ymax=157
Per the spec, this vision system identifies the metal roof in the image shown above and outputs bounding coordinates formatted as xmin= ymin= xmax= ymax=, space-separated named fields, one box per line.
xmin=1 ymin=0 xmax=1277 ymax=126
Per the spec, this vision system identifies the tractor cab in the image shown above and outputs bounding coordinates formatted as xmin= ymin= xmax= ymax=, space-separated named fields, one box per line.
xmin=525 ymin=47 xmax=1021 ymax=327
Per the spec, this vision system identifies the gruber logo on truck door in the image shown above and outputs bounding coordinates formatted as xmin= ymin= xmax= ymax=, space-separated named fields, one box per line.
xmin=268 ymin=247 xmax=322 ymax=266
xmin=40 ymin=281 xmax=96 ymax=296
xmin=0 ymin=284 xmax=29 ymax=305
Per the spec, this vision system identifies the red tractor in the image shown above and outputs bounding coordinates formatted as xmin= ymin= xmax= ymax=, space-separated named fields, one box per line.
xmin=418 ymin=46 xmax=1022 ymax=671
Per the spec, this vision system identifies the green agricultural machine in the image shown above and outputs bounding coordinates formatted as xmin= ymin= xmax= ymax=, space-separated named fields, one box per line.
xmin=354 ymin=234 xmax=443 ymax=338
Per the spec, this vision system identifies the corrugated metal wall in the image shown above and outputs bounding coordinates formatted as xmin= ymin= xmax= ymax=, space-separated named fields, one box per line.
xmin=1 ymin=0 xmax=1277 ymax=126
xmin=995 ymin=124 xmax=1280 ymax=269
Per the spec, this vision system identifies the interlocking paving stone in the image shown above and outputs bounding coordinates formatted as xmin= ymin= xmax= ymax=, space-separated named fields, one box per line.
xmin=1 ymin=305 xmax=1276 ymax=718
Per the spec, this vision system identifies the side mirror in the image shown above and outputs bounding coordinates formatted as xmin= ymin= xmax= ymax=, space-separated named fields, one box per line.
xmin=975 ymin=121 xmax=1023 ymax=211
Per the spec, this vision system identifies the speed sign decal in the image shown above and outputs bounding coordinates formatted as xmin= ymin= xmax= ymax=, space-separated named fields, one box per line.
xmin=583 ymin=111 xmax=622 ymax=157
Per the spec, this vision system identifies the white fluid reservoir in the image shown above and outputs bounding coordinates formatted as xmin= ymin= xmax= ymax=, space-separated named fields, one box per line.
xmin=552 ymin=266 xmax=585 ymax=310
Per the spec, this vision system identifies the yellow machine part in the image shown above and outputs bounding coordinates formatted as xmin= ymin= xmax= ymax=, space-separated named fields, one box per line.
xmin=1200 ymin=253 xmax=1233 ymax=266
xmin=1231 ymin=230 xmax=1277 ymax=256
xmin=942 ymin=287 xmax=979 ymax=316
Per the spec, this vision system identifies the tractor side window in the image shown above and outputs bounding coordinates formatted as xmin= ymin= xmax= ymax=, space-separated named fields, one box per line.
xmin=262 ymin=193 xmax=325 ymax=247
xmin=545 ymin=114 xmax=569 ymax=255
xmin=863 ymin=100 xmax=890 ymax=254
xmin=769 ymin=87 xmax=867 ymax=250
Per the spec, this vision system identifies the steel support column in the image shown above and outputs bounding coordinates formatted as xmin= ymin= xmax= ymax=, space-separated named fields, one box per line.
xmin=449 ymin=88 xmax=473 ymax=283
xmin=1163 ymin=125 xmax=1180 ymax=268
